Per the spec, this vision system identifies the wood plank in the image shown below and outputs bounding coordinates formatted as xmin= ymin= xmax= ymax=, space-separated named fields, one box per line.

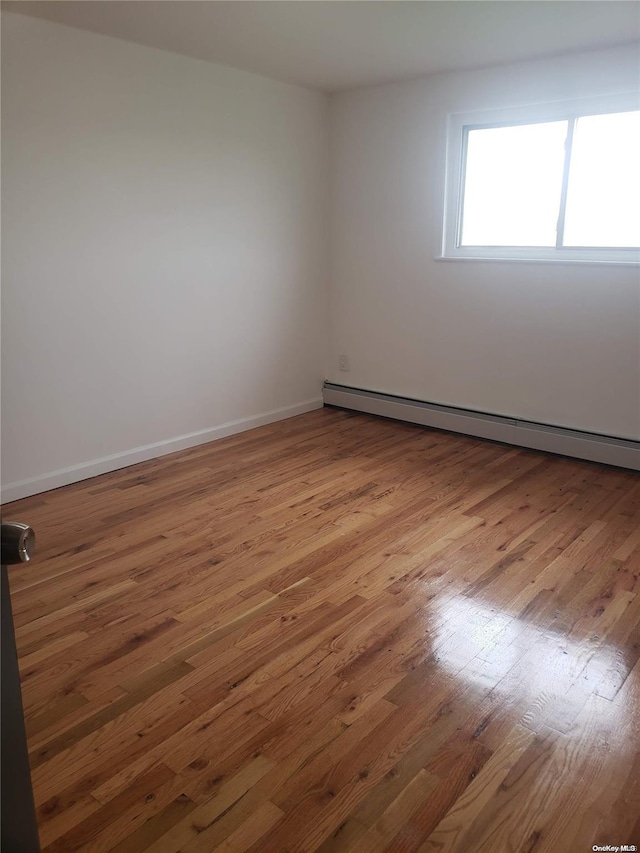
xmin=2 ymin=407 xmax=638 ymax=852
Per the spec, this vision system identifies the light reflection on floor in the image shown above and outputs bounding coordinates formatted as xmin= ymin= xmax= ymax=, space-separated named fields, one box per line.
xmin=415 ymin=590 xmax=639 ymax=735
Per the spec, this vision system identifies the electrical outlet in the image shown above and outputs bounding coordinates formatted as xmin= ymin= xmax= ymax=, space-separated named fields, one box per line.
xmin=338 ymin=354 xmax=350 ymax=371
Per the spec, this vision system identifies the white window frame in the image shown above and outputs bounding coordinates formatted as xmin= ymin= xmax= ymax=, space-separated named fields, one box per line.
xmin=441 ymin=92 xmax=640 ymax=265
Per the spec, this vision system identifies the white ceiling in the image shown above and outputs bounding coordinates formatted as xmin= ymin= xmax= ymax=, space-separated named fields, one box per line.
xmin=5 ymin=1 xmax=640 ymax=92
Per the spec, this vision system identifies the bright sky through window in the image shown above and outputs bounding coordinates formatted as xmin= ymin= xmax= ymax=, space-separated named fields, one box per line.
xmin=458 ymin=110 xmax=640 ymax=252
xmin=564 ymin=111 xmax=640 ymax=248
xmin=460 ymin=121 xmax=567 ymax=247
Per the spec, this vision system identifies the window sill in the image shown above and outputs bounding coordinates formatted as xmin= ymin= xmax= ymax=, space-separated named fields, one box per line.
xmin=435 ymin=254 xmax=640 ymax=267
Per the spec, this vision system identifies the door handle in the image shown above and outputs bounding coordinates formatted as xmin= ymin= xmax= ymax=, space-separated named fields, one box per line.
xmin=1 ymin=523 xmax=36 ymax=564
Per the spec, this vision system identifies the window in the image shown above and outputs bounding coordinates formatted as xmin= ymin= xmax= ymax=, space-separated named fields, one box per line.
xmin=442 ymin=94 xmax=640 ymax=264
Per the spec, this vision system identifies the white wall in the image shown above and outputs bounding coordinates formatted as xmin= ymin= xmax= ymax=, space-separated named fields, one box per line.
xmin=328 ymin=45 xmax=640 ymax=440
xmin=2 ymin=19 xmax=638 ymax=503
xmin=1 ymin=12 xmax=328 ymax=500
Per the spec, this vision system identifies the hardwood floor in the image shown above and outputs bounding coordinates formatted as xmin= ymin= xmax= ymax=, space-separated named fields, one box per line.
xmin=3 ymin=407 xmax=640 ymax=852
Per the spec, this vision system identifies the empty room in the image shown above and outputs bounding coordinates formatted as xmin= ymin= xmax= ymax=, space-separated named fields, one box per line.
xmin=1 ymin=1 xmax=639 ymax=851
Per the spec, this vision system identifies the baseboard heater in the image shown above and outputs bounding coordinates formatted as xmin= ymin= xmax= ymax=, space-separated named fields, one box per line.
xmin=323 ymin=383 xmax=640 ymax=471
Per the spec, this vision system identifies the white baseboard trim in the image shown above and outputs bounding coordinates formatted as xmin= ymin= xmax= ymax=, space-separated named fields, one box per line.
xmin=323 ymin=383 xmax=640 ymax=471
xmin=1 ymin=398 xmax=323 ymax=504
